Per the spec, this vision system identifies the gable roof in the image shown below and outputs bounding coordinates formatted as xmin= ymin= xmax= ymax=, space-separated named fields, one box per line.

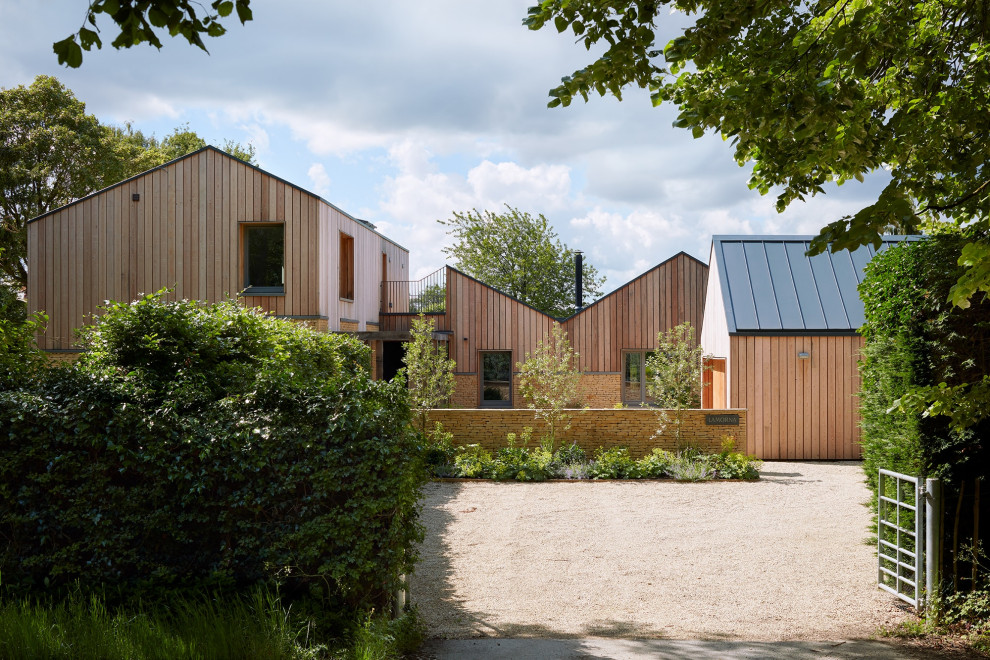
xmin=26 ymin=146 xmax=405 ymax=251
xmin=712 ymin=235 xmax=921 ymax=334
xmin=557 ymin=251 xmax=707 ymax=323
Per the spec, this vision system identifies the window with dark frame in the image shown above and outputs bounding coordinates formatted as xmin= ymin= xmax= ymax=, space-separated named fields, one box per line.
xmin=340 ymin=232 xmax=354 ymax=300
xmin=622 ymin=350 xmax=656 ymax=405
xmin=480 ymin=351 xmax=512 ymax=407
xmin=243 ymin=224 xmax=284 ymax=294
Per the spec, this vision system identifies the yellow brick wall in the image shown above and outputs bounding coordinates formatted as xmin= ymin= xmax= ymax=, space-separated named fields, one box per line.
xmin=451 ymin=372 xmax=622 ymax=409
xmin=428 ymin=408 xmax=747 ymax=458
xmin=287 ymin=317 xmax=329 ymax=332
xmin=579 ymin=373 xmax=622 ymax=408
xmin=339 ymin=320 xmax=359 ymax=332
xmin=450 ymin=374 xmax=478 ymax=408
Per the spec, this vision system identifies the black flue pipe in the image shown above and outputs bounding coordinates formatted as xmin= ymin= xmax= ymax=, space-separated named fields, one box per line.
xmin=575 ymin=251 xmax=583 ymax=311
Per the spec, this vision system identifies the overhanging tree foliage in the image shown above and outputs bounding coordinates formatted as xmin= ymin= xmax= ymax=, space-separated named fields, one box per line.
xmin=55 ymin=0 xmax=253 ymax=68
xmin=525 ymin=0 xmax=990 ymax=422
xmin=440 ymin=205 xmax=605 ymax=317
xmin=0 ymin=76 xmax=255 ymax=289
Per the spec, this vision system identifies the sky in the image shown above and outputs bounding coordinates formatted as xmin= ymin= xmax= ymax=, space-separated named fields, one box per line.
xmin=0 ymin=0 xmax=889 ymax=290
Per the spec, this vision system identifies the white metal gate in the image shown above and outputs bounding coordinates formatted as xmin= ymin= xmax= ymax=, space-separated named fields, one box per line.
xmin=878 ymin=470 xmax=941 ymax=610
xmin=878 ymin=469 xmax=922 ymax=607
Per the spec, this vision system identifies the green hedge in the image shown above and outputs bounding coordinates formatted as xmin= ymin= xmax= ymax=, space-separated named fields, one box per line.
xmin=859 ymin=235 xmax=990 ymax=485
xmin=0 ymin=293 xmax=424 ymax=616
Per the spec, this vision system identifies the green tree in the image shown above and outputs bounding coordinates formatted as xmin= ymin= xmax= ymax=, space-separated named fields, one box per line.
xmin=0 ymin=76 xmax=107 ymax=287
xmin=409 ymin=282 xmax=446 ymax=314
xmin=0 ymin=76 xmax=255 ymax=289
xmin=645 ymin=322 xmax=707 ymax=448
xmin=526 ymin=0 xmax=990 ymax=424
xmin=516 ymin=322 xmax=583 ymax=452
xmin=440 ymin=205 xmax=605 ymax=317
xmin=401 ymin=314 xmax=456 ymax=433
xmin=55 ymin=0 xmax=253 ymax=68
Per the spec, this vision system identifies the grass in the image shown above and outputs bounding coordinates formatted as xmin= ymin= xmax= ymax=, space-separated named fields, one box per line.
xmin=0 ymin=588 xmax=423 ymax=660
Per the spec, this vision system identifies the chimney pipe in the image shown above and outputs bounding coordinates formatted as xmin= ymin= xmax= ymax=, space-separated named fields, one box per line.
xmin=575 ymin=251 xmax=584 ymax=311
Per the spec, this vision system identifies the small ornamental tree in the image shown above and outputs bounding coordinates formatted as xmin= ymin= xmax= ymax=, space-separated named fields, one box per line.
xmin=516 ymin=322 xmax=582 ymax=452
xmin=646 ymin=322 xmax=708 ymax=449
xmin=402 ymin=313 xmax=456 ymax=433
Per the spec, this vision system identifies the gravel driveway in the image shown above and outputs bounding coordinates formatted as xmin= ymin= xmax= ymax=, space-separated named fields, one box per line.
xmin=410 ymin=462 xmax=912 ymax=641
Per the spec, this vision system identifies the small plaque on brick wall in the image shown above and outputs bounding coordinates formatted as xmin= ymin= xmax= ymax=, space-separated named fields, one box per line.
xmin=705 ymin=414 xmax=739 ymax=426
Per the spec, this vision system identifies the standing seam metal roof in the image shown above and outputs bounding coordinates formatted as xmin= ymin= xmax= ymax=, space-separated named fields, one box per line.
xmin=712 ymin=235 xmax=921 ymax=334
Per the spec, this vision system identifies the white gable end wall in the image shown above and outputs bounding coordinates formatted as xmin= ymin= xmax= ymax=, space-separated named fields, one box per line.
xmin=701 ymin=243 xmax=731 ymax=409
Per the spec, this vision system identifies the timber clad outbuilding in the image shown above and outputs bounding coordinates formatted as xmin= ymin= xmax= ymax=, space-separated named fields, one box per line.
xmin=27 ymin=146 xmax=408 ymax=350
xmin=701 ymin=235 xmax=919 ymax=460
xmin=378 ymin=253 xmax=708 ymax=409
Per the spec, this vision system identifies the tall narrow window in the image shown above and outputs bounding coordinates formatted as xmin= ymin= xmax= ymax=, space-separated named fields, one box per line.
xmin=622 ymin=350 xmax=656 ymax=405
xmin=480 ymin=351 xmax=512 ymax=407
xmin=340 ymin=232 xmax=354 ymax=300
xmin=243 ymin=224 xmax=284 ymax=294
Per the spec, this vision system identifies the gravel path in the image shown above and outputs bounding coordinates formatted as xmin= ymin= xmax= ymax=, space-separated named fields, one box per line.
xmin=410 ymin=462 xmax=912 ymax=641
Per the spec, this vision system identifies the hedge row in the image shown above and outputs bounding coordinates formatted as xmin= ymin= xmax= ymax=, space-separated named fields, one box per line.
xmin=0 ymin=293 xmax=425 ymax=619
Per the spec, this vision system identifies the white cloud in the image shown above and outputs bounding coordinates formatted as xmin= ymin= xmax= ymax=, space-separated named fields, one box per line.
xmin=307 ymin=163 xmax=332 ymax=197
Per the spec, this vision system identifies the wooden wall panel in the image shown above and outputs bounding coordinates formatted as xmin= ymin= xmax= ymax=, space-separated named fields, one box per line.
xmin=444 ymin=268 xmax=554 ymax=385
xmin=28 ymin=147 xmax=407 ymax=349
xmin=729 ymin=334 xmax=863 ymax=459
xmin=561 ymin=252 xmax=708 ymax=373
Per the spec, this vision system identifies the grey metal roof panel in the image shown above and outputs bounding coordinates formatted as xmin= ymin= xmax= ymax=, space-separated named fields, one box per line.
xmin=783 ymin=241 xmax=828 ymax=330
xmin=712 ymin=235 xmax=921 ymax=334
xmin=720 ymin=241 xmax=760 ymax=331
xmin=764 ymin=242 xmax=804 ymax=329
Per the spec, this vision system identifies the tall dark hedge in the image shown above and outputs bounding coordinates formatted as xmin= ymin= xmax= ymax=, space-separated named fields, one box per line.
xmin=859 ymin=234 xmax=990 ymax=484
xmin=0 ymin=293 xmax=424 ymax=614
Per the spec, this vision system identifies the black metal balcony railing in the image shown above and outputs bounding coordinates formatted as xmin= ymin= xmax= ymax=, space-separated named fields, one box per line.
xmin=381 ymin=267 xmax=446 ymax=314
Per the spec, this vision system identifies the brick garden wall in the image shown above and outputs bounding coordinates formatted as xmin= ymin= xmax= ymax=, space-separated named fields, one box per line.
xmin=427 ymin=408 xmax=748 ymax=458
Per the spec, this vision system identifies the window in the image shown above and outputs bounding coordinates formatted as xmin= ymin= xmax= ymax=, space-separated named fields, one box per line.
xmin=480 ymin=351 xmax=512 ymax=407
xmin=339 ymin=232 xmax=354 ymax=300
xmin=623 ymin=351 xmax=656 ymax=405
xmin=243 ymin=224 xmax=284 ymax=294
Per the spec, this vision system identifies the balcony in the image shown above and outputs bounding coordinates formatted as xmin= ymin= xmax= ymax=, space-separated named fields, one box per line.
xmin=381 ymin=267 xmax=446 ymax=315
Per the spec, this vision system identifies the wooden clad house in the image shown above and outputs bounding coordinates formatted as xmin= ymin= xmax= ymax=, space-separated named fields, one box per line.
xmin=27 ymin=146 xmax=408 ymax=352
xmin=700 ymin=235 xmax=917 ymax=460
xmin=377 ymin=252 xmax=708 ymax=408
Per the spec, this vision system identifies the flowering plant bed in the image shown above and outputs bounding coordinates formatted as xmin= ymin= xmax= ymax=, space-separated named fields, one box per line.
xmin=422 ymin=428 xmax=761 ymax=482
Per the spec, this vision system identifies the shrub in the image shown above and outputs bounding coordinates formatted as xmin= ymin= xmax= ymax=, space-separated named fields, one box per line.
xmin=707 ymin=451 xmax=761 ymax=480
xmin=553 ymin=443 xmax=586 ymax=465
xmin=453 ymin=444 xmax=493 ymax=478
xmin=422 ymin=422 xmax=458 ymax=477
xmin=636 ymin=448 xmax=675 ymax=478
xmin=588 ymin=447 xmax=638 ymax=479
xmin=0 ymin=293 xmax=424 ymax=623
xmin=667 ymin=454 xmax=712 ymax=481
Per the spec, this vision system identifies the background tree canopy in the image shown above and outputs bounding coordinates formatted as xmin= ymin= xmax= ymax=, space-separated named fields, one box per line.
xmin=525 ymin=0 xmax=989 ymax=297
xmin=54 ymin=0 xmax=253 ymax=67
xmin=0 ymin=75 xmax=255 ymax=289
xmin=440 ymin=206 xmax=605 ymax=318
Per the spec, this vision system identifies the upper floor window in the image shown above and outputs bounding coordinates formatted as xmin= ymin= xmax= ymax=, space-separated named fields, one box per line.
xmin=243 ymin=224 xmax=284 ymax=294
xmin=340 ymin=232 xmax=354 ymax=300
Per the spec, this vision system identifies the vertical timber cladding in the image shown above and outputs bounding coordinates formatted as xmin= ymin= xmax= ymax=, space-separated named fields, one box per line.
xmin=561 ymin=252 xmax=709 ymax=373
xmin=729 ymin=334 xmax=863 ymax=460
xmin=28 ymin=148 xmax=325 ymax=350
xmin=445 ymin=268 xmax=555 ymax=407
xmin=441 ymin=253 xmax=708 ymax=407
